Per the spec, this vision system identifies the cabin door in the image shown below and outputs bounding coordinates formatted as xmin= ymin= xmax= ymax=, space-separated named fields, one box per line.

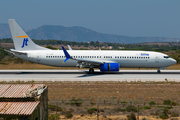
xmin=155 ymin=55 xmax=159 ymax=62
xmin=37 ymin=53 xmax=41 ymax=62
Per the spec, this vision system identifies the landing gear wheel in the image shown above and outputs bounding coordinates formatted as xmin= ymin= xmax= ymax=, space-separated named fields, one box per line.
xmin=89 ymin=68 xmax=94 ymax=74
xmin=157 ymin=70 xmax=161 ymax=73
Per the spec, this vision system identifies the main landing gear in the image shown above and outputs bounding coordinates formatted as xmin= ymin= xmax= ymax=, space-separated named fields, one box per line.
xmin=157 ymin=69 xmax=161 ymax=73
xmin=89 ymin=68 xmax=94 ymax=74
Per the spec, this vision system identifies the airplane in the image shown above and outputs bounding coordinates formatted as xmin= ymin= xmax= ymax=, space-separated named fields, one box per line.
xmin=7 ymin=19 xmax=177 ymax=73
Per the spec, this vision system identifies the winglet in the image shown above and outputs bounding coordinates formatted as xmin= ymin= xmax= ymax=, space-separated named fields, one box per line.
xmin=61 ymin=46 xmax=72 ymax=63
xmin=67 ymin=45 xmax=72 ymax=50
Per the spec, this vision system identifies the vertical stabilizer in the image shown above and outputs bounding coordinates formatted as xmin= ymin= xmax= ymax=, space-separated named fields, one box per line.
xmin=8 ymin=19 xmax=48 ymax=51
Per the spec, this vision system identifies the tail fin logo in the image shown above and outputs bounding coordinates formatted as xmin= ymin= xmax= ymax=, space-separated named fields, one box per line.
xmin=15 ymin=35 xmax=29 ymax=48
xmin=21 ymin=38 xmax=29 ymax=48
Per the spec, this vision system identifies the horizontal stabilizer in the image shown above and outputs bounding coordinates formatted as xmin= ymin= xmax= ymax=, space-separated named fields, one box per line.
xmin=5 ymin=49 xmax=27 ymax=55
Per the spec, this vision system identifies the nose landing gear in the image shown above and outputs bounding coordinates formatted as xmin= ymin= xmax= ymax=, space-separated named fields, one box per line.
xmin=157 ymin=69 xmax=161 ymax=73
xmin=89 ymin=68 xmax=94 ymax=74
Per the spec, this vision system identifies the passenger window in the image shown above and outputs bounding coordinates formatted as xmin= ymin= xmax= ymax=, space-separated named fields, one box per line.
xmin=132 ymin=57 xmax=134 ymax=58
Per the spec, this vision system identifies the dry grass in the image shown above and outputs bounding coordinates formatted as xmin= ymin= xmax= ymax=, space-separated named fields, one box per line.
xmin=167 ymin=64 xmax=180 ymax=69
xmin=46 ymin=81 xmax=180 ymax=105
xmin=46 ymin=81 xmax=180 ymax=120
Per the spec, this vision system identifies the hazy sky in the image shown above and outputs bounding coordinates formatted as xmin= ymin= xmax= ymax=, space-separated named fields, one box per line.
xmin=1 ymin=0 xmax=180 ymax=38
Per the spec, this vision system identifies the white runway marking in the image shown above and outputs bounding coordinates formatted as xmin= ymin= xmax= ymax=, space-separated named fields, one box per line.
xmin=0 ymin=70 xmax=179 ymax=82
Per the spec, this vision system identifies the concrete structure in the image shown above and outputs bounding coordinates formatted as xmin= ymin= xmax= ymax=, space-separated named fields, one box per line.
xmin=0 ymin=84 xmax=48 ymax=120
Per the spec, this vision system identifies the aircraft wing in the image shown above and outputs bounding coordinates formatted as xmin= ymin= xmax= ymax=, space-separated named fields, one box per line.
xmin=74 ymin=58 xmax=103 ymax=64
xmin=61 ymin=46 xmax=103 ymax=65
xmin=5 ymin=49 xmax=27 ymax=55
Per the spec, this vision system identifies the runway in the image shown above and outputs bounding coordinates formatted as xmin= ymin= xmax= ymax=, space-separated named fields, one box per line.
xmin=0 ymin=70 xmax=180 ymax=82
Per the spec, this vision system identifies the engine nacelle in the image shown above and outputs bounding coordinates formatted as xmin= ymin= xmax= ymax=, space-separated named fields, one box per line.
xmin=100 ymin=63 xmax=119 ymax=72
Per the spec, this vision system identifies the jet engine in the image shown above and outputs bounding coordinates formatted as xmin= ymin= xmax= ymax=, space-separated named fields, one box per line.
xmin=100 ymin=63 xmax=119 ymax=71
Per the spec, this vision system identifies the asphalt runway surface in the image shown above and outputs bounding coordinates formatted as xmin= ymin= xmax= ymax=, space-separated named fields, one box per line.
xmin=0 ymin=70 xmax=180 ymax=82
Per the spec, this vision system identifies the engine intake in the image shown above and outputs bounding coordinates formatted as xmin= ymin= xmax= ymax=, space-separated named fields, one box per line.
xmin=100 ymin=63 xmax=119 ymax=71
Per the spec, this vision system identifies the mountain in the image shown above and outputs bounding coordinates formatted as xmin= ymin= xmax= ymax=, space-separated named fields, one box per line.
xmin=0 ymin=23 xmax=11 ymax=39
xmin=0 ymin=23 xmax=179 ymax=44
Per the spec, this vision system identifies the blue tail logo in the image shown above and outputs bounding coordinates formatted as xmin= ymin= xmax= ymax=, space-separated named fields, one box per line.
xmin=21 ymin=38 xmax=29 ymax=48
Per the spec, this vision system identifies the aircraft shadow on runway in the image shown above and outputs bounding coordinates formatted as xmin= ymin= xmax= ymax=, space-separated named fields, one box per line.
xmin=77 ymin=71 xmax=180 ymax=77
xmin=0 ymin=71 xmax=179 ymax=78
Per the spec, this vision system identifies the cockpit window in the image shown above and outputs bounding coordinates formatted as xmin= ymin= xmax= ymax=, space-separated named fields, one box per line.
xmin=164 ymin=56 xmax=170 ymax=58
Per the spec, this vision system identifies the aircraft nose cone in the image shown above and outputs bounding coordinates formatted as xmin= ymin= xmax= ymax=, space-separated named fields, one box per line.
xmin=171 ymin=59 xmax=177 ymax=64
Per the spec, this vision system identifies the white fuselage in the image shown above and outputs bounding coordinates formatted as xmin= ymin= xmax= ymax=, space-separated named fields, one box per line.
xmin=15 ymin=50 xmax=176 ymax=69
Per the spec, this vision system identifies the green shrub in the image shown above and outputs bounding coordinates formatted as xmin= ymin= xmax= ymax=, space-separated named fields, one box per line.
xmin=121 ymin=101 xmax=127 ymax=107
xmin=144 ymin=106 xmax=151 ymax=110
xmin=126 ymin=105 xmax=137 ymax=112
xmin=170 ymin=113 xmax=179 ymax=117
xmin=159 ymin=114 xmax=169 ymax=119
xmin=87 ymin=108 xmax=97 ymax=114
xmin=171 ymin=101 xmax=177 ymax=106
xmin=163 ymin=99 xmax=177 ymax=106
xmin=48 ymin=113 xmax=60 ymax=120
xmin=65 ymin=112 xmax=73 ymax=119
xmin=149 ymin=101 xmax=156 ymax=106
xmin=159 ymin=108 xmax=169 ymax=119
xmin=164 ymin=106 xmax=172 ymax=110
xmin=69 ymin=97 xmax=83 ymax=106
xmin=121 ymin=101 xmax=127 ymax=104
xmin=48 ymin=104 xmax=62 ymax=111
xmin=46 ymin=45 xmax=58 ymax=50
xmin=120 ymin=109 xmax=126 ymax=112
xmin=163 ymin=100 xmax=171 ymax=105
xmin=127 ymin=113 xmax=136 ymax=120
xmin=139 ymin=107 xmax=144 ymax=111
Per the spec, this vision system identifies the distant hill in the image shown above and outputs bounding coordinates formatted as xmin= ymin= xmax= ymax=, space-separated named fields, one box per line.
xmin=0 ymin=23 xmax=179 ymax=44
xmin=0 ymin=23 xmax=11 ymax=39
